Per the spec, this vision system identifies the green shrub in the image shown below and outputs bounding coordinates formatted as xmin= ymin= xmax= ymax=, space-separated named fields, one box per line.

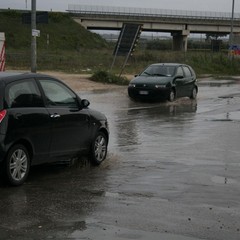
xmin=90 ymin=70 xmax=129 ymax=85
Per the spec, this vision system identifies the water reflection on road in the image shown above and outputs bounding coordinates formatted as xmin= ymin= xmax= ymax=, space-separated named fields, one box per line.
xmin=84 ymin=81 xmax=240 ymax=167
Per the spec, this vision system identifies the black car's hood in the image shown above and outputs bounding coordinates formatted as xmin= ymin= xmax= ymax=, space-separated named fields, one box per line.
xmin=130 ymin=75 xmax=172 ymax=85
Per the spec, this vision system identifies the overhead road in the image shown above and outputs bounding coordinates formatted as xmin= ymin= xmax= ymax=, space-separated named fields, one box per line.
xmin=67 ymin=5 xmax=240 ymax=51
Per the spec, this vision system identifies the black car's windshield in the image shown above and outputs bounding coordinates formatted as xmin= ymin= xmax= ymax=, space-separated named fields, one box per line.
xmin=141 ymin=65 xmax=175 ymax=77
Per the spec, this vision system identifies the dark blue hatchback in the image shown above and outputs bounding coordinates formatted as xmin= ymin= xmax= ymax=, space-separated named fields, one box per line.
xmin=128 ymin=63 xmax=198 ymax=101
xmin=0 ymin=72 xmax=109 ymax=186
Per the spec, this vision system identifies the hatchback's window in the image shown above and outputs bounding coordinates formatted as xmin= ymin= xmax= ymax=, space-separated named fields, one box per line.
xmin=6 ymin=79 xmax=43 ymax=108
xmin=39 ymin=79 xmax=78 ymax=108
xmin=141 ymin=65 xmax=175 ymax=77
xmin=183 ymin=66 xmax=192 ymax=78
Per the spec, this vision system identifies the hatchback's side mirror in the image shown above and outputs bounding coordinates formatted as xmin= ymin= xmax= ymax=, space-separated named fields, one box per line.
xmin=81 ymin=99 xmax=90 ymax=108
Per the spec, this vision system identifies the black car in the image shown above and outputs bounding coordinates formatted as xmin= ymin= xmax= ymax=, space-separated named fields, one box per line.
xmin=128 ymin=63 xmax=198 ymax=101
xmin=0 ymin=72 xmax=109 ymax=186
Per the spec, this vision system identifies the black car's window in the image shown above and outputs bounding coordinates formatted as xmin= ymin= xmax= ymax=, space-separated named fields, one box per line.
xmin=6 ymin=79 xmax=43 ymax=108
xmin=183 ymin=66 xmax=192 ymax=78
xmin=39 ymin=79 xmax=78 ymax=108
xmin=141 ymin=65 xmax=175 ymax=77
xmin=176 ymin=67 xmax=184 ymax=77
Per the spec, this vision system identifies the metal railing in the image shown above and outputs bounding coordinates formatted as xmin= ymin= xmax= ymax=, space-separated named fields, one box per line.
xmin=67 ymin=4 xmax=240 ymax=21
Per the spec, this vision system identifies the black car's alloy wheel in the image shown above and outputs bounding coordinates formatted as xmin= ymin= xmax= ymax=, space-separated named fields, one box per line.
xmin=5 ymin=144 xmax=30 ymax=186
xmin=190 ymin=87 xmax=197 ymax=99
xmin=90 ymin=132 xmax=108 ymax=165
xmin=168 ymin=89 xmax=175 ymax=102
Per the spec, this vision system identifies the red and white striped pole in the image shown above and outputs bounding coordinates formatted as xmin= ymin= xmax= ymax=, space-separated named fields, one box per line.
xmin=0 ymin=32 xmax=5 ymax=72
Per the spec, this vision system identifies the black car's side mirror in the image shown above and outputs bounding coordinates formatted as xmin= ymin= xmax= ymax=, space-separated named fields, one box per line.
xmin=81 ymin=99 xmax=90 ymax=108
xmin=176 ymin=75 xmax=184 ymax=79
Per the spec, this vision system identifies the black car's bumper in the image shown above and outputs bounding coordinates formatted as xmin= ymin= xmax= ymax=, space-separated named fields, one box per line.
xmin=0 ymin=134 xmax=7 ymax=163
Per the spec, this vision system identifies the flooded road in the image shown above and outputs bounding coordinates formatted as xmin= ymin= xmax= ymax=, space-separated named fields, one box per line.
xmin=1 ymin=79 xmax=240 ymax=240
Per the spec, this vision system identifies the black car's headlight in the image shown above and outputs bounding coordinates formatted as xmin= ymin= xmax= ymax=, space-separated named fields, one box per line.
xmin=155 ymin=84 xmax=166 ymax=88
xmin=129 ymin=83 xmax=136 ymax=88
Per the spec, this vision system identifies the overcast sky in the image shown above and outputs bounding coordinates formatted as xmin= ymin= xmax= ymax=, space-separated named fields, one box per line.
xmin=0 ymin=0 xmax=239 ymax=13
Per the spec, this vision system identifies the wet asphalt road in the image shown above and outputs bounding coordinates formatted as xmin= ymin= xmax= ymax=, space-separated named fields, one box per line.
xmin=0 ymin=78 xmax=240 ymax=240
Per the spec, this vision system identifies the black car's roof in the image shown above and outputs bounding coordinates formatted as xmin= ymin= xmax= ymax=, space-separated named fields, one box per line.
xmin=0 ymin=72 xmax=52 ymax=83
xmin=150 ymin=63 xmax=183 ymax=67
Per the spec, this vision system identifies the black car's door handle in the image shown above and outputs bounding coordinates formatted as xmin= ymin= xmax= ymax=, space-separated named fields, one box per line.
xmin=14 ymin=113 xmax=22 ymax=119
xmin=50 ymin=113 xmax=60 ymax=118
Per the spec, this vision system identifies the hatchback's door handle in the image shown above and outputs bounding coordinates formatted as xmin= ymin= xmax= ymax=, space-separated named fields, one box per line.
xmin=50 ymin=113 xmax=60 ymax=118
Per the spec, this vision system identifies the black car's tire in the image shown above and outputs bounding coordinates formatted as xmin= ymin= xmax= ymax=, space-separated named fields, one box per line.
xmin=190 ymin=87 xmax=197 ymax=99
xmin=168 ymin=89 xmax=175 ymax=102
xmin=4 ymin=144 xmax=30 ymax=186
xmin=90 ymin=132 xmax=108 ymax=165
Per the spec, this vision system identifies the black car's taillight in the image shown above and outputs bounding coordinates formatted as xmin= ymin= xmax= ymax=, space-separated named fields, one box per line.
xmin=0 ymin=109 xmax=7 ymax=123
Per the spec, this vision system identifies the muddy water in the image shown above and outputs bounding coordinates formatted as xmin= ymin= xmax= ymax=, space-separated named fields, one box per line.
xmin=0 ymin=79 xmax=240 ymax=240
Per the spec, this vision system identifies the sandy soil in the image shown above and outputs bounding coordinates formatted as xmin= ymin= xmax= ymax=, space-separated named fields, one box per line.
xmin=39 ymin=72 xmax=240 ymax=92
xmin=39 ymin=71 xmax=133 ymax=92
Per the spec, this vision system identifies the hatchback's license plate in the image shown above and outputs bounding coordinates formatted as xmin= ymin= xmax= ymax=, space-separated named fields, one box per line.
xmin=139 ymin=90 xmax=148 ymax=95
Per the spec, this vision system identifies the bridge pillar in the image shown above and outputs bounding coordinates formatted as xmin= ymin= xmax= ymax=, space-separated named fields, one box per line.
xmin=171 ymin=30 xmax=190 ymax=51
xmin=232 ymin=33 xmax=240 ymax=45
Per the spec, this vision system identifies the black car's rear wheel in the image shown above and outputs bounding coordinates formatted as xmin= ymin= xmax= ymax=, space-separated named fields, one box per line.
xmin=168 ymin=89 xmax=175 ymax=102
xmin=4 ymin=144 xmax=30 ymax=186
xmin=190 ymin=87 xmax=197 ymax=99
xmin=90 ymin=132 xmax=108 ymax=165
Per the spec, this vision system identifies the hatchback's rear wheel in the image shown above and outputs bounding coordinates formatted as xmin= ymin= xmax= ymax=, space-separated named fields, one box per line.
xmin=4 ymin=144 xmax=30 ymax=186
xmin=90 ymin=132 xmax=108 ymax=165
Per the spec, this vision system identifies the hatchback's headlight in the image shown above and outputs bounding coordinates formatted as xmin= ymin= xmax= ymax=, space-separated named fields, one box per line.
xmin=129 ymin=83 xmax=136 ymax=88
xmin=155 ymin=84 xmax=166 ymax=88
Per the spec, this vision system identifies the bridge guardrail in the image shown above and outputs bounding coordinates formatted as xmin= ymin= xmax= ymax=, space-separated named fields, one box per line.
xmin=68 ymin=4 xmax=240 ymax=21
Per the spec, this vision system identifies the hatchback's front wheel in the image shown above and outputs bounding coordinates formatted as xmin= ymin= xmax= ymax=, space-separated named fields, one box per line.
xmin=90 ymin=132 xmax=108 ymax=165
xmin=4 ymin=144 xmax=30 ymax=186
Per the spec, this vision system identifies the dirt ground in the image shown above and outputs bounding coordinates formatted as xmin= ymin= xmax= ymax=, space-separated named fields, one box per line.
xmin=39 ymin=71 xmax=132 ymax=91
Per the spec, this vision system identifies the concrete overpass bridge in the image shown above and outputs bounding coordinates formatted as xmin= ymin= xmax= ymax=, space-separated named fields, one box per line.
xmin=67 ymin=4 xmax=240 ymax=51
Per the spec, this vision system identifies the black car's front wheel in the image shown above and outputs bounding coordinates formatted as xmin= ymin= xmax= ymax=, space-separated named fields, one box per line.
xmin=168 ymin=89 xmax=176 ymax=102
xmin=190 ymin=87 xmax=197 ymax=99
xmin=4 ymin=144 xmax=30 ymax=186
xmin=90 ymin=132 xmax=108 ymax=165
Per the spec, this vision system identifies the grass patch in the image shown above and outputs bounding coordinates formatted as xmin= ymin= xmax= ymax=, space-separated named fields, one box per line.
xmin=6 ymin=48 xmax=240 ymax=78
xmin=0 ymin=10 xmax=107 ymax=50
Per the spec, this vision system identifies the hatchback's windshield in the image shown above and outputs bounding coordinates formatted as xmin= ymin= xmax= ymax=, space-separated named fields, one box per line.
xmin=141 ymin=65 xmax=175 ymax=77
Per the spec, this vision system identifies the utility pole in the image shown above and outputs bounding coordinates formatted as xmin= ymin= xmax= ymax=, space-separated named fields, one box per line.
xmin=229 ymin=0 xmax=235 ymax=61
xmin=31 ymin=0 xmax=37 ymax=72
xmin=230 ymin=0 xmax=235 ymax=44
